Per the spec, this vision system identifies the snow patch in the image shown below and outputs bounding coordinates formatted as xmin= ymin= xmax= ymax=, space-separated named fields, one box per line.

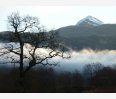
xmin=76 ymin=16 xmax=103 ymax=27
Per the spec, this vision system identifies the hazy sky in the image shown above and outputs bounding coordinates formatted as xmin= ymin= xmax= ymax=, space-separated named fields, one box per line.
xmin=0 ymin=6 xmax=116 ymax=31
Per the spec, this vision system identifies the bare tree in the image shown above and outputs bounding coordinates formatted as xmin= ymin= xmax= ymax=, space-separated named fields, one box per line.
xmin=0 ymin=12 xmax=70 ymax=79
xmin=83 ymin=63 xmax=103 ymax=78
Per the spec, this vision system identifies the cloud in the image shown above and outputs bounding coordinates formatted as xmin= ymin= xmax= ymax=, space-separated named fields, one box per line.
xmin=1 ymin=43 xmax=116 ymax=73
xmin=53 ymin=49 xmax=116 ymax=72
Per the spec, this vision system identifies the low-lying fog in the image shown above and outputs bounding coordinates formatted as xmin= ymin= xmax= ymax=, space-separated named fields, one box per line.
xmin=53 ymin=49 xmax=116 ymax=72
xmin=0 ymin=43 xmax=116 ymax=73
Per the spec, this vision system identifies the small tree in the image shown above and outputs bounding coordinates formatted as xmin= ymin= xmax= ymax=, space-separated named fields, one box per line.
xmin=83 ymin=63 xmax=103 ymax=79
xmin=0 ymin=12 xmax=70 ymax=81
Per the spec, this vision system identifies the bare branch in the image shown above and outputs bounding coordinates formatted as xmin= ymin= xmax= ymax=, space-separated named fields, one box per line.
xmin=5 ymin=12 xmax=71 ymax=78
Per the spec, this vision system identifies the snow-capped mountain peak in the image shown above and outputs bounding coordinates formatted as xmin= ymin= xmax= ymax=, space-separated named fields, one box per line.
xmin=76 ymin=16 xmax=103 ymax=27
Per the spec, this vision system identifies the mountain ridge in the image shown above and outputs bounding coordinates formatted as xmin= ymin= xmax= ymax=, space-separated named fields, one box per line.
xmin=57 ymin=19 xmax=116 ymax=50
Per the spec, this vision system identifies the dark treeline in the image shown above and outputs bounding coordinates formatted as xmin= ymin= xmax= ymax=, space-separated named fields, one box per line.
xmin=2 ymin=31 xmax=116 ymax=51
xmin=0 ymin=63 xmax=116 ymax=92
xmin=0 ymin=31 xmax=47 ymax=43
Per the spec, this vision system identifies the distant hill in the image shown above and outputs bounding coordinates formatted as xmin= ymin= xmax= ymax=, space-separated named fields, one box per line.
xmin=57 ymin=16 xmax=116 ymax=50
xmin=0 ymin=31 xmax=13 ymax=42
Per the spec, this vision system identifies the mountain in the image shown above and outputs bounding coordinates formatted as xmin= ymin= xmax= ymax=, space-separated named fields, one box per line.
xmin=0 ymin=16 xmax=116 ymax=51
xmin=57 ymin=16 xmax=116 ymax=50
xmin=76 ymin=16 xmax=103 ymax=27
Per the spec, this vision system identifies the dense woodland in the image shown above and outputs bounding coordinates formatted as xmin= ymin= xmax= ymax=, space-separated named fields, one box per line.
xmin=0 ymin=64 xmax=116 ymax=92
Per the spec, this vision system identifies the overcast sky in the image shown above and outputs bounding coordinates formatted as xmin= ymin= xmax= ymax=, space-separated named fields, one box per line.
xmin=0 ymin=6 xmax=116 ymax=31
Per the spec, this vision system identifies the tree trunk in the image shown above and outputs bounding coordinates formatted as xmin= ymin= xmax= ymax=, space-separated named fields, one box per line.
xmin=14 ymin=29 xmax=24 ymax=78
xmin=19 ymin=42 xmax=24 ymax=78
xmin=19 ymin=42 xmax=25 ymax=92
